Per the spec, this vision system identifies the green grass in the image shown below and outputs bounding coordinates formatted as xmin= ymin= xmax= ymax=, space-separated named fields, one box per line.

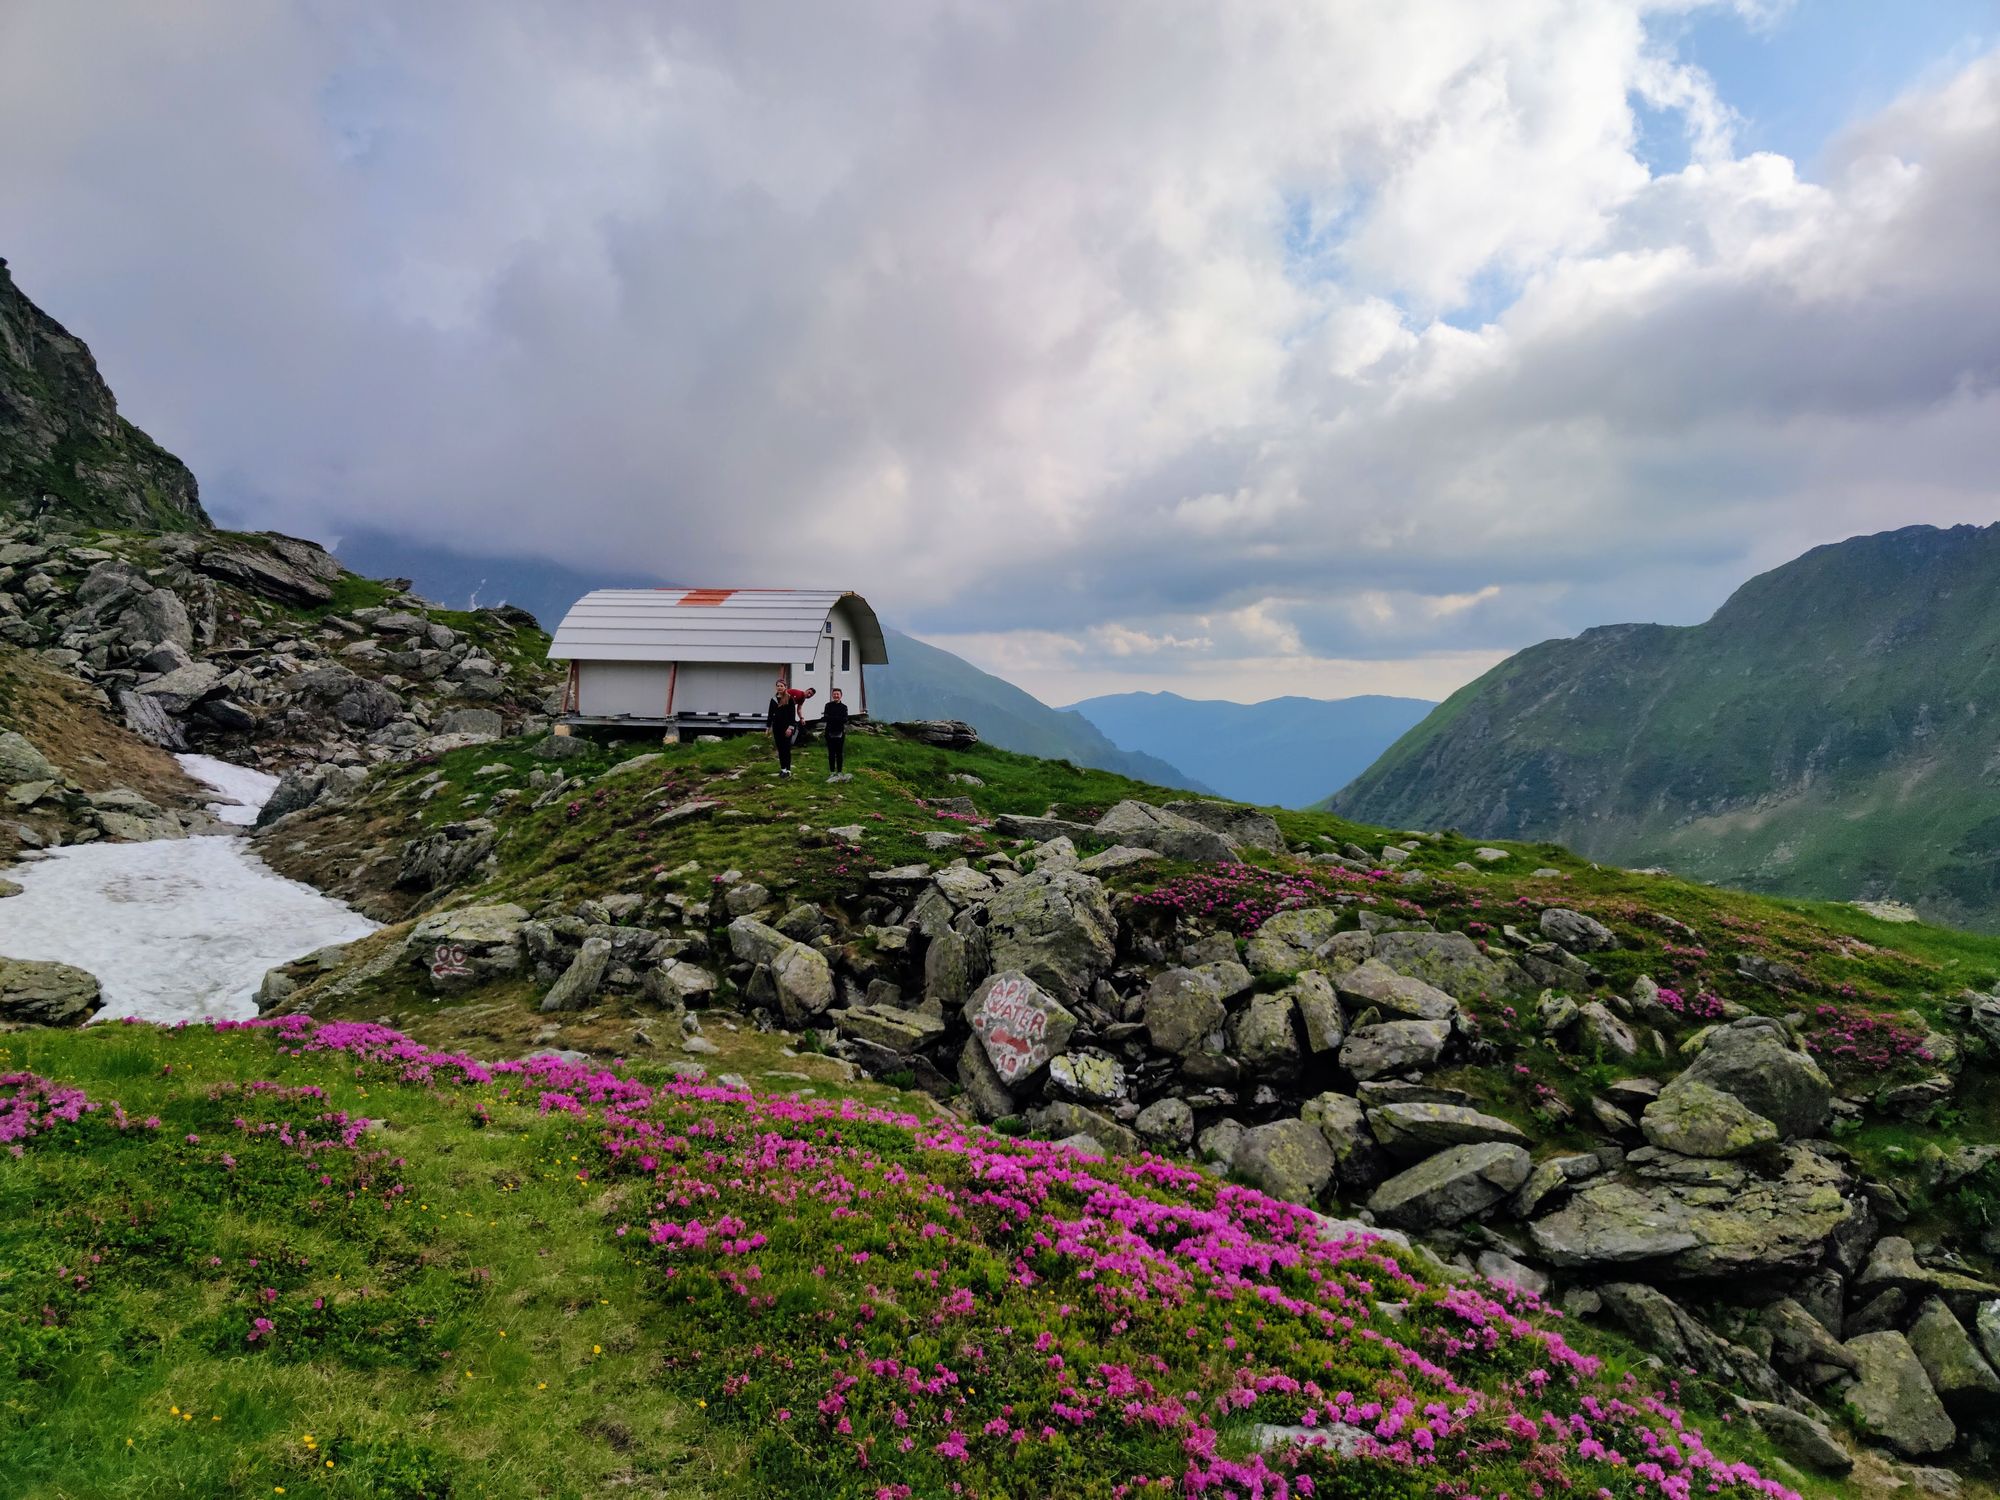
xmin=1 ymin=1023 xmax=1813 ymax=1500
xmin=1 ymin=1026 xmax=749 ymax=1499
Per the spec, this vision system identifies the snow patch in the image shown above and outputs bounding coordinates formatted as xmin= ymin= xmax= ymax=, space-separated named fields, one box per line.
xmin=0 ymin=838 xmax=376 ymax=1025
xmin=177 ymin=753 xmax=281 ymax=826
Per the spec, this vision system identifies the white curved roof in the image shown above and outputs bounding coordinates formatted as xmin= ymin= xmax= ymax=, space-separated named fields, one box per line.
xmin=547 ymin=588 xmax=888 ymax=665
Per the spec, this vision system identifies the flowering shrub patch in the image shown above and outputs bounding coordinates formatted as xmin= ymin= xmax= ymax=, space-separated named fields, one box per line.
xmin=1800 ymin=1002 xmax=1935 ymax=1074
xmin=1132 ymin=863 xmax=1389 ymax=935
xmin=2 ymin=1019 xmax=1803 ymax=1498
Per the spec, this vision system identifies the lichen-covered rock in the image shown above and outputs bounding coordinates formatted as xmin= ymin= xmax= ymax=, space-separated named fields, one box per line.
xmin=1736 ymin=1400 xmax=1853 ymax=1476
xmin=770 ymin=942 xmax=836 ymax=1026
xmin=1575 ymin=1001 xmax=1639 ymax=1058
xmin=1232 ymin=1119 xmax=1337 ymax=1205
xmin=1091 ymin=800 xmax=1239 ymax=863
xmin=0 ymin=730 xmax=59 ymax=783
xmin=1135 ymin=1096 xmax=1195 ymax=1149
xmin=408 ymin=902 xmax=529 ymax=990
xmin=1161 ymin=800 xmax=1284 ymax=854
xmin=1678 ymin=1017 xmax=1831 ymax=1138
xmin=1229 ymin=991 xmax=1302 ymax=1077
xmin=1047 ymin=1051 xmax=1127 ymax=1105
xmin=1198 ymin=1118 xmax=1247 ymax=1168
xmin=0 ymin=957 xmax=102 ymax=1026
xmin=1335 ymin=960 xmax=1459 ymax=1022
xmin=1338 ymin=1018 xmax=1450 ymax=1081
xmin=1366 ymin=1142 xmax=1530 ymax=1229
xmin=539 ymin=935 xmax=612 ymax=1013
xmin=1243 ymin=907 xmax=1345 ymax=974
xmin=1288 ymin=970 xmax=1345 ymax=1054
xmin=1528 ymin=1144 xmax=1854 ymax=1277
xmin=1640 ymin=1079 xmax=1779 ymax=1159
xmin=1029 ymin=1100 xmax=1138 ymax=1155
xmin=1907 ymin=1296 xmax=2000 ymax=1408
xmin=396 ymin=819 xmax=497 ymax=892
xmin=1369 ymin=930 xmax=1524 ymax=1003
xmin=982 ymin=869 xmax=1117 ymax=1005
xmin=1366 ymin=1101 xmax=1529 ymax=1161
xmin=956 ymin=1037 xmax=1015 ymax=1121
xmin=1841 ymin=1331 xmax=1956 ymax=1457
xmin=836 ymin=1003 xmax=947 ymax=1054
xmin=1540 ymin=907 xmax=1616 ymax=952
xmin=1142 ymin=962 xmax=1251 ymax=1056
xmin=966 ymin=971 xmax=1077 ymax=1087
xmin=1301 ymin=1091 xmax=1387 ymax=1188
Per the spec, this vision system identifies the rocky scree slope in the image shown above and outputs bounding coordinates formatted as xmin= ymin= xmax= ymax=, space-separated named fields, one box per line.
xmin=1332 ymin=524 xmax=2000 ymax=929
xmin=0 ymin=258 xmax=205 ymax=530
xmin=237 ymin=725 xmax=2000 ymax=1486
xmin=0 ymin=516 xmax=556 ymax=861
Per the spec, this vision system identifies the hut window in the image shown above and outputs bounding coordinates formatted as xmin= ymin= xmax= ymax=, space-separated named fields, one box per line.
xmin=841 ymin=640 xmax=851 ymax=672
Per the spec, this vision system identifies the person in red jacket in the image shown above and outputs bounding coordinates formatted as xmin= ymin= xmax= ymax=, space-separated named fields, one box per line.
xmin=765 ymin=677 xmax=816 ymax=777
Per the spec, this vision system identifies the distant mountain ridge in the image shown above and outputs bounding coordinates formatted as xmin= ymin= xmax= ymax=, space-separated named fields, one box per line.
xmin=1066 ymin=690 xmax=1433 ymax=809
xmin=1332 ymin=523 xmax=2000 ymax=928
xmin=0 ymin=258 xmax=206 ymax=530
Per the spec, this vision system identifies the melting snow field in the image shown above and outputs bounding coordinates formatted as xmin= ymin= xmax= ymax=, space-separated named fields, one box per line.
xmin=0 ymin=756 xmax=375 ymax=1023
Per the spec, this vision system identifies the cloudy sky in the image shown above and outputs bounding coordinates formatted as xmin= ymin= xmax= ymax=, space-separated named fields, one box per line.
xmin=4 ymin=1 xmax=1997 ymax=704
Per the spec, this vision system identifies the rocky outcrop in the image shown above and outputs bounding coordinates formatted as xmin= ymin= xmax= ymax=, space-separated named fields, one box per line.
xmin=1367 ymin=1142 xmax=1530 ymax=1229
xmin=1677 ymin=1017 xmax=1832 ymax=1138
xmin=1528 ymin=1144 xmax=1853 ymax=1277
xmin=0 ymin=957 xmax=102 ymax=1025
xmin=0 ymin=258 xmax=206 ymax=529
xmin=982 ymin=870 xmax=1116 ymax=1006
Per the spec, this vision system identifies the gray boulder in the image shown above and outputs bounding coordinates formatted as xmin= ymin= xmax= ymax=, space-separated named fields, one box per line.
xmin=0 ymin=731 xmax=59 ymax=783
xmin=1529 ymin=1144 xmax=1855 ymax=1277
xmin=1198 ymin=1118 xmax=1247 ymax=1167
xmin=1135 ymin=1096 xmax=1195 ymax=1149
xmin=1142 ymin=962 xmax=1252 ymax=1056
xmin=1338 ymin=1019 xmax=1450 ymax=1081
xmin=1243 ymin=907 xmax=1345 ymax=975
xmin=1232 ymin=1119 xmax=1337 ymax=1204
xmin=1679 ymin=1017 xmax=1832 ymax=1138
xmin=1841 ymin=1331 xmax=1956 ymax=1457
xmin=1161 ymin=800 xmax=1284 ymax=854
xmin=1229 ymin=991 xmax=1302 ymax=1077
xmin=0 ymin=958 xmax=102 ymax=1026
xmin=1540 ymin=907 xmax=1616 ymax=952
xmin=770 ymin=942 xmax=835 ymax=1026
xmin=1091 ymin=800 xmax=1239 ymax=864
xmin=396 ymin=820 xmax=497 ymax=892
xmin=1367 ymin=1142 xmax=1531 ymax=1229
xmin=837 ymin=1004 xmax=948 ymax=1054
xmin=1301 ymin=1092 xmax=1387 ymax=1188
xmin=966 ymin=971 xmax=1077 ymax=1087
xmin=437 ymin=707 xmax=504 ymax=738
xmin=1640 ymin=1078 xmax=1778 ymax=1159
xmin=137 ymin=659 xmax=223 ymax=713
xmin=1287 ymin=970 xmax=1344 ymax=1054
xmin=982 ymin=869 xmax=1117 ymax=1006
xmin=408 ymin=903 xmax=529 ymax=990
xmin=1736 ymin=1400 xmax=1853 ymax=1476
xmin=956 ymin=1037 xmax=1015 ymax=1121
xmin=1370 ymin=930 xmax=1524 ymax=1003
xmin=539 ymin=936 xmax=613 ymax=1012
xmin=1907 ymin=1296 xmax=2000 ymax=1409
xmin=1047 ymin=1051 xmax=1127 ymax=1105
xmin=1366 ymin=1102 xmax=1529 ymax=1161
xmin=1335 ymin=959 xmax=1459 ymax=1022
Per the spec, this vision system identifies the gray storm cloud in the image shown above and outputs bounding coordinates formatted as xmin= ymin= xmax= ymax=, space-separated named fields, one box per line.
xmin=1 ymin=2 xmax=1995 ymax=700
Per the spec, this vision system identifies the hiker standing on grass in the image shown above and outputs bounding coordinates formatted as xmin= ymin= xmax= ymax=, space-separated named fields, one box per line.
xmin=766 ymin=677 xmax=814 ymax=777
xmin=821 ymin=687 xmax=851 ymax=777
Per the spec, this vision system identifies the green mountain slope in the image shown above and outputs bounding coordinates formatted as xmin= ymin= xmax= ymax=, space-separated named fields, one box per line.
xmin=1066 ymin=690 xmax=1433 ymax=808
xmin=1331 ymin=522 xmax=2000 ymax=927
xmin=865 ymin=627 xmax=1211 ymax=791
xmin=0 ymin=258 xmax=207 ymax=530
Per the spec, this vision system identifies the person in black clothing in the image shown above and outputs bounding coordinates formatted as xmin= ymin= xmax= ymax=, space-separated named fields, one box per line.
xmin=821 ymin=687 xmax=851 ymax=775
xmin=765 ymin=677 xmax=813 ymax=777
